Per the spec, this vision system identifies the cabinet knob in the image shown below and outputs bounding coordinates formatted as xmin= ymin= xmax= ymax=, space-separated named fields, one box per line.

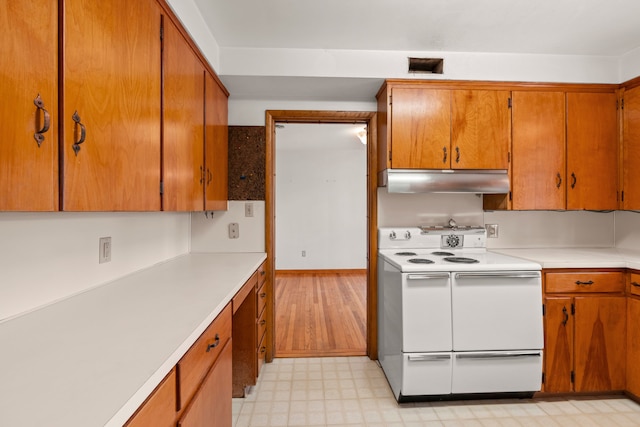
xmin=260 ymin=319 xmax=266 ymax=326
xmin=260 ymin=292 xmax=267 ymax=299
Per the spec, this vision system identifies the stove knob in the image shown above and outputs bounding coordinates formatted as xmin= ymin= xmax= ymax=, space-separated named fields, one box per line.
xmin=404 ymin=231 xmax=411 ymax=240
xmin=389 ymin=231 xmax=397 ymax=240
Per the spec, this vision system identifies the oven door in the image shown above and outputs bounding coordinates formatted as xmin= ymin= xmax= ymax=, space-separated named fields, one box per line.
xmin=402 ymin=272 xmax=452 ymax=352
xmin=451 ymin=271 xmax=543 ymax=351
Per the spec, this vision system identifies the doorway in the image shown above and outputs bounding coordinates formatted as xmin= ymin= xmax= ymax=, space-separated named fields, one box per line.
xmin=264 ymin=110 xmax=378 ymax=362
xmin=273 ymin=123 xmax=367 ymax=356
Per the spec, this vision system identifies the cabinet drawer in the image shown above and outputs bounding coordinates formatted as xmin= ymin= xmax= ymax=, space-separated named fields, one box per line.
xmin=630 ymin=272 xmax=640 ymax=297
xmin=258 ymin=261 xmax=267 ymax=287
xmin=545 ymin=272 xmax=624 ymax=293
xmin=125 ymin=368 xmax=177 ymax=427
xmin=257 ymin=305 xmax=267 ymax=346
xmin=257 ymin=332 xmax=267 ymax=377
xmin=257 ymin=280 xmax=268 ymax=317
xmin=178 ymin=303 xmax=232 ymax=410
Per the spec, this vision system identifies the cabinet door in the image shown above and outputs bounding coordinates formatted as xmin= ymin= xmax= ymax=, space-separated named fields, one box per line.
xmin=451 ymin=90 xmax=510 ymax=170
xmin=62 ymin=0 xmax=161 ymax=210
xmin=178 ymin=340 xmax=232 ymax=427
xmin=390 ymin=88 xmax=450 ymax=169
xmin=627 ymin=297 xmax=640 ymax=398
xmin=204 ymin=72 xmax=228 ymax=211
xmin=623 ymin=86 xmax=640 ymax=209
xmin=511 ymin=91 xmax=566 ymax=210
xmin=574 ymin=296 xmax=626 ymax=392
xmin=566 ymin=92 xmax=618 ymax=210
xmin=544 ymin=297 xmax=574 ymax=393
xmin=163 ymin=18 xmax=205 ymax=211
xmin=1 ymin=1 xmax=58 ymax=211
xmin=125 ymin=368 xmax=176 ymax=427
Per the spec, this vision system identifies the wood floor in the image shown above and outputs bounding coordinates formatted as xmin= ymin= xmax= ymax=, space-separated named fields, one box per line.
xmin=274 ymin=270 xmax=367 ymax=357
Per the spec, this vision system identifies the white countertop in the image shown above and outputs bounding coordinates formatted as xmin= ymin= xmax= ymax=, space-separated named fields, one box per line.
xmin=0 ymin=252 xmax=266 ymax=427
xmin=493 ymin=247 xmax=640 ymax=270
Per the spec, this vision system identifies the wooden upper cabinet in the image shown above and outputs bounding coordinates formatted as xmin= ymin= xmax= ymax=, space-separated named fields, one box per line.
xmin=451 ymin=90 xmax=510 ymax=169
xmin=389 ymin=87 xmax=451 ymax=169
xmin=623 ymin=85 xmax=640 ymax=210
xmin=511 ymin=91 xmax=566 ymax=210
xmin=204 ymin=72 xmax=229 ymax=211
xmin=566 ymin=92 xmax=618 ymax=210
xmin=0 ymin=1 xmax=58 ymax=211
xmin=163 ymin=18 xmax=205 ymax=211
xmin=61 ymin=0 xmax=162 ymax=211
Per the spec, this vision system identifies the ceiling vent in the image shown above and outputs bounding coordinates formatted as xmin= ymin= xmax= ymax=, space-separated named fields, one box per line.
xmin=408 ymin=57 xmax=444 ymax=74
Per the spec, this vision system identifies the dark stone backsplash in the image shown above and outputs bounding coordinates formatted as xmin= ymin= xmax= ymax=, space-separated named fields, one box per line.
xmin=228 ymin=126 xmax=266 ymax=200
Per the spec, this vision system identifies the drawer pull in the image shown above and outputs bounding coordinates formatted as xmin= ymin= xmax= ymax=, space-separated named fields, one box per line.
xmin=632 ymin=281 xmax=640 ymax=287
xmin=206 ymin=334 xmax=220 ymax=352
xmin=562 ymin=306 xmax=569 ymax=326
xmin=71 ymin=111 xmax=86 ymax=156
xmin=260 ymin=319 xmax=266 ymax=326
xmin=33 ymin=94 xmax=51 ymax=147
xmin=575 ymin=280 xmax=594 ymax=286
xmin=260 ymin=292 xmax=267 ymax=298
xmin=260 ymin=346 xmax=266 ymax=354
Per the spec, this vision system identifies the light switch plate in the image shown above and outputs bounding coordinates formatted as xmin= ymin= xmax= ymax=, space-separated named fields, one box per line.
xmin=485 ymin=224 xmax=499 ymax=238
xmin=99 ymin=237 xmax=111 ymax=263
xmin=245 ymin=202 xmax=254 ymax=217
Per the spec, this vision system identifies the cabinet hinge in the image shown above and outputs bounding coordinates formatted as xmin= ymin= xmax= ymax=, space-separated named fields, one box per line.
xmin=541 ymin=372 xmax=545 ymax=384
xmin=160 ymin=181 xmax=164 ymax=195
xmin=389 ymin=151 xmax=392 ymax=162
xmin=542 ymin=304 xmax=545 ymax=316
xmin=160 ymin=22 xmax=164 ymax=41
xmin=571 ymin=303 xmax=575 ymax=315
xmin=389 ymin=94 xmax=392 ymax=106
xmin=622 ymin=190 xmax=625 ymax=202
xmin=509 ymin=191 xmax=512 ymax=202
xmin=508 ymin=152 xmax=511 ymax=163
xmin=570 ymin=371 xmax=575 ymax=383
xmin=508 ymin=97 xmax=512 ymax=108
xmin=622 ymin=98 xmax=625 ymax=110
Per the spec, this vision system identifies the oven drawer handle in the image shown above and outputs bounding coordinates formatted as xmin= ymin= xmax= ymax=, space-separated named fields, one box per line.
xmin=408 ymin=354 xmax=451 ymax=361
xmin=454 ymin=272 xmax=541 ymax=279
xmin=407 ymin=273 xmax=450 ymax=280
xmin=456 ymin=352 xmax=541 ymax=360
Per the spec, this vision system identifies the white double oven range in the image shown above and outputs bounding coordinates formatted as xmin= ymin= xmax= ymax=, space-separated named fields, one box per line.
xmin=378 ymin=225 xmax=544 ymax=402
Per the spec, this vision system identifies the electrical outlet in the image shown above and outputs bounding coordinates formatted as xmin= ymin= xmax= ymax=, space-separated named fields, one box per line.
xmin=99 ymin=237 xmax=111 ymax=263
xmin=245 ymin=202 xmax=254 ymax=217
xmin=229 ymin=223 xmax=239 ymax=239
xmin=485 ymin=224 xmax=499 ymax=238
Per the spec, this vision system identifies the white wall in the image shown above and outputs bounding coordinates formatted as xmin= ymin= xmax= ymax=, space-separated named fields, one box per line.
xmin=0 ymin=212 xmax=190 ymax=322
xmin=615 ymin=210 xmax=640 ymax=250
xmin=191 ymin=202 xmax=265 ymax=253
xmin=275 ymin=124 xmax=367 ymax=270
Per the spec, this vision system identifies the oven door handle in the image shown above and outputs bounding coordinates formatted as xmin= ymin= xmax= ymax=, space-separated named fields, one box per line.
xmin=408 ymin=354 xmax=452 ymax=361
xmin=454 ymin=272 xmax=541 ymax=279
xmin=455 ymin=351 xmax=542 ymax=360
xmin=407 ymin=273 xmax=450 ymax=280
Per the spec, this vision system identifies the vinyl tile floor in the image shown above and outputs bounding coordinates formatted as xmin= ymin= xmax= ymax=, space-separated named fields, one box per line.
xmin=232 ymin=356 xmax=640 ymax=426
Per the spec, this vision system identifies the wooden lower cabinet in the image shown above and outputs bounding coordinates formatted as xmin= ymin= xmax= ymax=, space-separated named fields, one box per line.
xmin=544 ymin=270 xmax=626 ymax=393
xmin=124 ymin=368 xmax=177 ymax=427
xmin=178 ymin=339 xmax=233 ymax=427
xmin=628 ymin=297 xmax=640 ymax=398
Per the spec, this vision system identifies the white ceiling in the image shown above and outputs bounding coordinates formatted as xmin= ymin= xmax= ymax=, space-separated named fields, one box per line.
xmin=191 ymin=0 xmax=640 ymax=101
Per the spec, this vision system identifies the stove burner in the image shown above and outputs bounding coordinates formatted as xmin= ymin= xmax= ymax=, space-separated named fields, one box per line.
xmin=407 ymin=258 xmax=435 ymax=264
xmin=443 ymin=256 xmax=479 ymax=264
xmin=395 ymin=251 xmax=417 ymax=256
xmin=431 ymin=251 xmax=455 ymax=256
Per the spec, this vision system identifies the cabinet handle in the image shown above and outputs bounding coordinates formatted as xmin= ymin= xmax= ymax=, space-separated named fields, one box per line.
xmin=442 ymin=147 xmax=447 ymax=163
xmin=631 ymin=281 xmax=640 ymax=287
xmin=260 ymin=319 xmax=266 ymax=326
xmin=575 ymin=280 xmax=594 ymax=286
xmin=199 ymin=166 xmax=205 ymax=185
xmin=33 ymin=94 xmax=50 ymax=147
xmin=562 ymin=306 xmax=569 ymax=325
xmin=571 ymin=172 xmax=577 ymax=189
xmin=556 ymin=173 xmax=562 ymax=189
xmin=206 ymin=168 xmax=212 ymax=185
xmin=206 ymin=333 xmax=220 ymax=352
xmin=455 ymin=146 xmax=460 ymax=163
xmin=71 ymin=111 xmax=86 ymax=156
xmin=260 ymin=292 xmax=267 ymax=299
